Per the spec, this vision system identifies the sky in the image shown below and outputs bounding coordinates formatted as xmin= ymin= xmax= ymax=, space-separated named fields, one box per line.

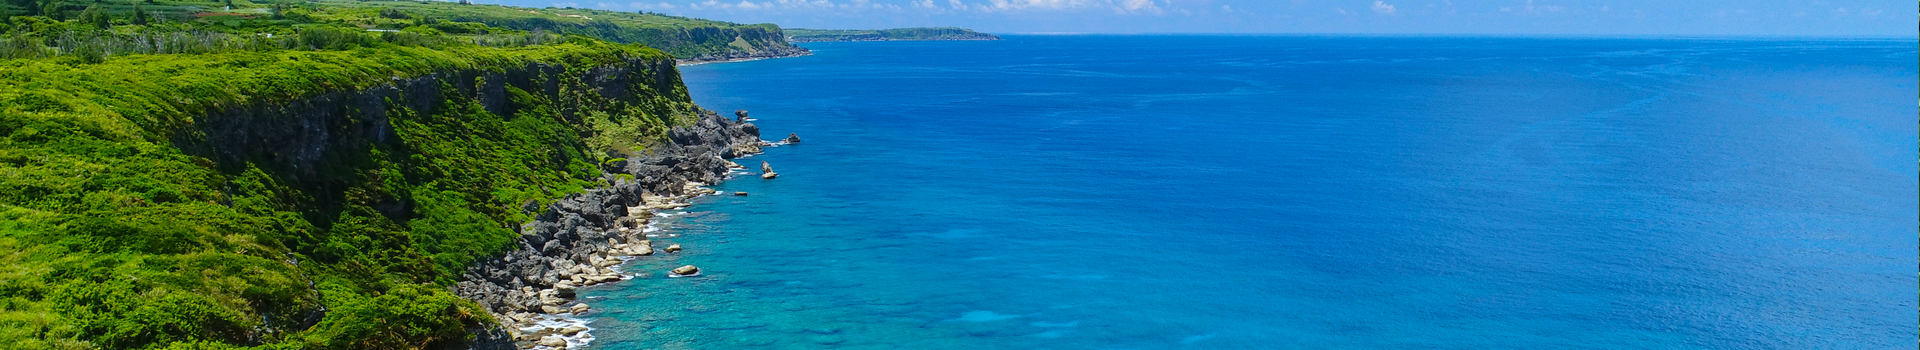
xmin=504 ymin=0 xmax=1916 ymax=36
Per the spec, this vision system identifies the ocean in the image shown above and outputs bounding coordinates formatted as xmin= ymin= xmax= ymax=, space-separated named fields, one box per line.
xmin=580 ymin=35 xmax=1918 ymax=349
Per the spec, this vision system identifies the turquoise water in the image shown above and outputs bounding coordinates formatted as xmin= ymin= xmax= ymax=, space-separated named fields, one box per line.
xmin=582 ymin=36 xmax=1918 ymax=349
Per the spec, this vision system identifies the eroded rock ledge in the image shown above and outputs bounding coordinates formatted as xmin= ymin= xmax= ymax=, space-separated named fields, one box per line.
xmin=455 ymin=109 xmax=764 ymax=349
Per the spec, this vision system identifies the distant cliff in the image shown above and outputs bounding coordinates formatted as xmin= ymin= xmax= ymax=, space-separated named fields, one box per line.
xmin=339 ymin=2 xmax=811 ymax=63
xmin=786 ymin=27 xmax=1000 ymax=43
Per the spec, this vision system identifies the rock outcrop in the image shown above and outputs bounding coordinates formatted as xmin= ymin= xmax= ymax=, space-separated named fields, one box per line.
xmin=451 ymin=108 xmax=762 ymax=349
xmin=677 ymin=44 xmax=811 ymax=65
xmin=783 ymin=133 xmax=802 ymax=143
xmin=671 ymin=265 xmax=701 ymax=276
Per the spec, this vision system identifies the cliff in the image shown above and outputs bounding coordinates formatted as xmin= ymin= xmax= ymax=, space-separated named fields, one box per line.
xmin=0 ymin=29 xmax=761 ymax=349
xmin=786 ymin=27 xmax=1001 ymax=43
xmin=329 ymin=1 xmax=813 ymax=63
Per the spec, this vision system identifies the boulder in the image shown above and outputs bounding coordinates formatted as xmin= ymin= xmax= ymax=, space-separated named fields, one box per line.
xmin=592 ymin=274 xmax=622 ymax=283
xmin=561 ymin=325 xmax=589 ymax=336
xmin=783 ymin=133 xmax=802 ymax=143
xmin=664 ymin=244 xmax=682 ymax=253
xmin=594 ymin=257 xmax=621 ymax=267
xmin=540 ymin=305 xmax=569 ymax=314
xmin=760 ymin=172 xmax=778 ymax=179
xmin=553 ymin=283 xmax=576 ymax=299
xmin=530 ymin=327 xmax=559 ymax=337
xmin=539 ymin=293 xmax=566 ymax=306
xmin=569 ymin=303 xmax=591 ymax=314
xmin=734 ymin=109 xmax=749 ymax=122
xmin=760 ymin=161 xmax=773 ymax=173
xmin=671 ymin=265 xmax=700 ymax=276
xmin=538 ymin=336 xmax=567 ymax=348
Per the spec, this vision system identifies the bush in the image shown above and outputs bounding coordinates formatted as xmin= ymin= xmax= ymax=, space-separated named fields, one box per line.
xmin=294 ymin=26 xmax=374 ymax=50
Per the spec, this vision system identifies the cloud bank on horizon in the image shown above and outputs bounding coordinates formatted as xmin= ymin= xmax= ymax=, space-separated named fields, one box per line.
xmin=510 ymin=0 xmax=1912 ymax=36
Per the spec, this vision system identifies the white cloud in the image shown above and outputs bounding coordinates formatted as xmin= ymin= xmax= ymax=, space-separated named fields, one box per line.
xmin=1502 ymin=0 xmax=1563 ymax=15
xmin=1219 ymin=4 xmax=1230 ymax=13
xmin=1370 ymin=0 xmax=1394 ymax=14
xmin=735 ymin=0 xmax=763 ymax=9
xmin=1115 ymin=0 xmax=1162 ymax=14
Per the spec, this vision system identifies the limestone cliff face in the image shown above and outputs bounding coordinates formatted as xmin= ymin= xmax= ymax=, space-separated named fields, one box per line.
xmin=153 ymin=52 xmax=760 ymax=349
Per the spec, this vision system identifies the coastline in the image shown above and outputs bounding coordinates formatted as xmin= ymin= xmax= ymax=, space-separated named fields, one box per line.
xmin=786 ymin=37 xmax=1000 ymax=43
xmin=453 ymin=110 xmax=778 ymax=350
xmin=674 ymin=47 xmax=813 ymax=66
xmin=676 ymin=55 xmax=788 ymax=66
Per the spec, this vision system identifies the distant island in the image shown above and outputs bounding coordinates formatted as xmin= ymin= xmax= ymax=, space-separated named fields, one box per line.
xmin=787 ymin=27 xmax=1001 ymax=43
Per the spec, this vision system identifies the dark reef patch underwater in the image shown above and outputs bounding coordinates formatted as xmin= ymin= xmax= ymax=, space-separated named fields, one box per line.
xmin=583 ymin=35 xmax=1918 ymax=349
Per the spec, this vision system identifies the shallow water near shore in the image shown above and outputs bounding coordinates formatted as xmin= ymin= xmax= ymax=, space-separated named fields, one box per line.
xmin=580 ymin=36 xmax=1917 ymax=349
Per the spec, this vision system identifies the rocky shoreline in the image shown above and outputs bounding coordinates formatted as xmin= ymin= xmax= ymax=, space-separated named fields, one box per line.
xmin=454 ymin=109 xmax=774 ymax=350
xmin=675 ymin=45 xmax=812 ymax=66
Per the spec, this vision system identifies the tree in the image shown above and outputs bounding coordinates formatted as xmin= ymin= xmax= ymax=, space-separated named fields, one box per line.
xmin=78 ymin=4 xmax=107 ymax=29
xmin=40 ymin=1 xmax=62 ymax=19
xmin=132 ymin=5 xmax=149 ymax=25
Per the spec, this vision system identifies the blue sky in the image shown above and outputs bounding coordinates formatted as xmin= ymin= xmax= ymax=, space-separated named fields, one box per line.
xmin=508 ymin=0 xmax=1914 ymax=36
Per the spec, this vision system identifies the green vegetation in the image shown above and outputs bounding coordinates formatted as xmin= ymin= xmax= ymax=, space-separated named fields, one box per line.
xmin=0 ymin=0 xmax=721 ymax=349
xmin=785 ymin=27 xmax=998 ymax=43
xmin=321 ymin=2 xmax=795 ymax=59
xmin=0 ymin=0 xmax=797 ymax=60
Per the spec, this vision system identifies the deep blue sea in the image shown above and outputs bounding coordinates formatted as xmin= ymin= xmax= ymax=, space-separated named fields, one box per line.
xmin=582 ymin=36 xmax=1918 ymax=349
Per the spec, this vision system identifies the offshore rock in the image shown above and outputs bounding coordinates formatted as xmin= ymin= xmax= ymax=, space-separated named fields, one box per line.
xmin=664 ymin=244 xmax=683 ymax=253
xmin=671 ymin=265 xmax=700 ymax=276
xmin=735 ymin=109 xmax=750 ymax=122
xmin=761 ymin=172 xmax=779 ymax=179
xmin=783 ymin=133 xmax=801 ymax=143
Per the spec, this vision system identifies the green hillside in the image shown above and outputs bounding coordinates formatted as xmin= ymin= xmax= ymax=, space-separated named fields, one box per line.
xmin=0 ymin=0 xmax=753 ymax=349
